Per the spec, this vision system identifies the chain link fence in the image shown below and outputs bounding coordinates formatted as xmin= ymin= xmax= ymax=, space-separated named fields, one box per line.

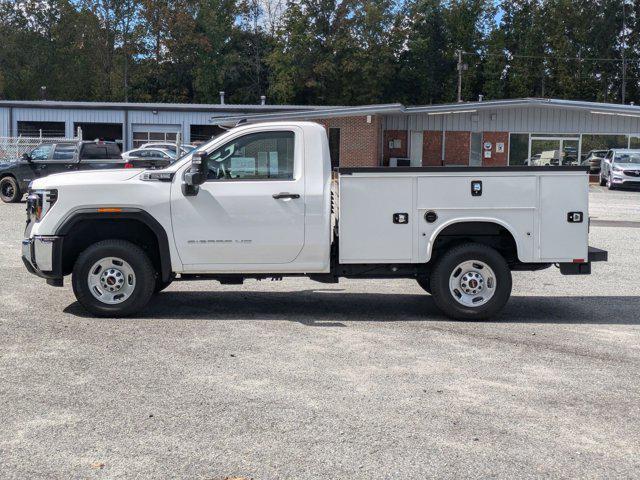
xmin=0 ymin=132 xmax=82 ymax=161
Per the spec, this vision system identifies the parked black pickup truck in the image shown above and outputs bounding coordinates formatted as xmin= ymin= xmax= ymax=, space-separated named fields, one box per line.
xmin=0 ymin=140 xmax=127 ymax=203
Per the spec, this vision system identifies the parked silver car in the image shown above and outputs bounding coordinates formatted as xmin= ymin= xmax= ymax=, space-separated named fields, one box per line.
xmin=599 ymin=149 xmax=640 ymax=190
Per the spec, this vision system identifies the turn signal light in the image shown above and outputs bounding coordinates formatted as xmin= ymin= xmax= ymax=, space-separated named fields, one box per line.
xmin=98 ymin=208 xmax=122 ymax=213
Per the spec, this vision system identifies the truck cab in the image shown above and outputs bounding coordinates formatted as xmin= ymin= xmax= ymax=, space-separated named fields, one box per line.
xmin=21 ymin=122 xmax=607 ymax=320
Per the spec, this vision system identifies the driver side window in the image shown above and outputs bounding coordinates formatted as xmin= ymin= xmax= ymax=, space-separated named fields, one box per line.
xmin=30 ymin=144 xmax=53 ymax=161
xmin=206 ymin=131 xmax=295 ymax=181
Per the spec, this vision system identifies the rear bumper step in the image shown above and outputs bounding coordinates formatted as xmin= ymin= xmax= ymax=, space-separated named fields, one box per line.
xmin=560 ymin=246 xmax=608 ymax=275
xmin=588 ymin=246 xmax=608 ymax=262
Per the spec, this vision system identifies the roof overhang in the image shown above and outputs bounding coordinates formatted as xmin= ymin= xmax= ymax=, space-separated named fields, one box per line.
xmin=210 ymin=103 xmax=405 ymax=125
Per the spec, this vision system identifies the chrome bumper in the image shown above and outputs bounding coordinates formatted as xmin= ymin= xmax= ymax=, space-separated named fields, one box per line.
xmin=22 ymin=236 xmax=64 ymax=285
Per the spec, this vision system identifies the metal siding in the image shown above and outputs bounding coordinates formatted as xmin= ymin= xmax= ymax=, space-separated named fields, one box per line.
xmin=384 ymin=106 xmax=640 ymax=135
xmin=0 ymin=107 xmax=9 ymax=136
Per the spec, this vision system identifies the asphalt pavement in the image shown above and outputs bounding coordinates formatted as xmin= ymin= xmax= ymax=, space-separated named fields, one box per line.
xmin=1 ymin=185 xmax=639 ymax=479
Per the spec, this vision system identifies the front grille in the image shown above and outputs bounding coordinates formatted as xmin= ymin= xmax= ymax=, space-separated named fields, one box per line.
xmin=624 ymin=170 xmax=640 ymax=177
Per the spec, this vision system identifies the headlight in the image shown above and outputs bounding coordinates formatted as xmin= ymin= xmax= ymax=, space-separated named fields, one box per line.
xmin=26 ymin=189 xmax=57 ymax=222
xmin=612 ymin=165 xmax=623 ymax=173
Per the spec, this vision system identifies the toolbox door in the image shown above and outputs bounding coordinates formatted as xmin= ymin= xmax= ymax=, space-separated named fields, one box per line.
xmin=538 ymin=175 xmax=589 ymax=261
xmin=339 ymin=176 xmax=414 ymax=263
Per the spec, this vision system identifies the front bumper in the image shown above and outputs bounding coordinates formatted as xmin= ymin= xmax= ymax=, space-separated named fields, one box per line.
xmin=22 ymin=236 xmax=64 ymax=286
xmin=611 ymin=174 xmax=640 ymax=186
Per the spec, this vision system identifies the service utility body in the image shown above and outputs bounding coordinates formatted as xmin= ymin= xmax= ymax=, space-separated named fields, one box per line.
xmin=22 ymin=122 xmax=607 ymax=320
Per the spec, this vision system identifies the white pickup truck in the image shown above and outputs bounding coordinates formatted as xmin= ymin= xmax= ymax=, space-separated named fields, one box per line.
xmin=22 ymin=122 xmax=607 ymax=320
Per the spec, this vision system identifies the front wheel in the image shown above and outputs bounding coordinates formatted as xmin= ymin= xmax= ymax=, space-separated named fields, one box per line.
xmin=430 ymin=243 xmax=512 ymax=321
xmin=416 ymin=275 xmax=431 ymax=294
xmin=72 ymin=240 xmax=156 ymax=317
xmin=599 ymin=174 xmax=606 ymax=186
xmin=0 ymin=176 xmax=21 ymax=203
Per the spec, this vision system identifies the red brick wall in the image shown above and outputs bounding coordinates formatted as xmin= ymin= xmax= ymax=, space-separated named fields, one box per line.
xmin=482 ymin=131 xmax=509 ymax=166
xmin=444 ymin=131 xmax=470 ymax=165
xmin=423 ymin=131 xmax=443 ymax=166
xmin=382 ymin=130 xmax=408 ymax=166
xmin=316 ymin=115 xmax=381 ymax=167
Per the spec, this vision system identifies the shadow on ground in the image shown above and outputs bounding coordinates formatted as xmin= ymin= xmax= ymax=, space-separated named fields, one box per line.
xmin=63 ymin=289 xmax=640 ymax=325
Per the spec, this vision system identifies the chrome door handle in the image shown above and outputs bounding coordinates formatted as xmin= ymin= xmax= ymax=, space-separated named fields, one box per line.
xmin=272 ymin=192 xmax=300 ymax=199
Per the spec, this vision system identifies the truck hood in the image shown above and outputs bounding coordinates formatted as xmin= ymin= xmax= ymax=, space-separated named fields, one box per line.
xmin=30 ymin=169 xmax=144 ymax=190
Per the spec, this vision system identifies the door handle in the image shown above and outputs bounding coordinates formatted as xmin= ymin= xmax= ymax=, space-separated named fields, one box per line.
xmin=272 ymin=192 xmax=300 ymax=200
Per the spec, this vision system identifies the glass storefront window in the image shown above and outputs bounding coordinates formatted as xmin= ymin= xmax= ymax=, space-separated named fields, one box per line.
xmin=581 ymin=135 xmax=628 ymax=158
xmin=509 ymin=134 xmax=529 ymax=165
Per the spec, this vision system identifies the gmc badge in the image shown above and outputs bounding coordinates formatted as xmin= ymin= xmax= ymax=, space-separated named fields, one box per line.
xmin=471 ymin=180 xmax=482 ymax=196
xmin=567 ymin=212 xmax=584 ymax=223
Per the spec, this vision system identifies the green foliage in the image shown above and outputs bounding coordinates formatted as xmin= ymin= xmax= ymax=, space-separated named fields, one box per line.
xmin=0 ymin=0 xmax=637 ymax=105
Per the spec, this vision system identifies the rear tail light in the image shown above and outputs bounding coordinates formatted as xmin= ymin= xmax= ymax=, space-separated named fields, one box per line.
xmin=124 ymin=162 xmax=134 ymax=169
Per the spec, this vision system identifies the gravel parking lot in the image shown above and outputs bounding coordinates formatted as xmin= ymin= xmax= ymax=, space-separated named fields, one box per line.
xmin=1 ymin=185 xmax=639 ymax=479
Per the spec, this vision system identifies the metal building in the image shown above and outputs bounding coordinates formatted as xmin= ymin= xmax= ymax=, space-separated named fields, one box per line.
xmin=0 ymin=99 xmax=329 ymax=151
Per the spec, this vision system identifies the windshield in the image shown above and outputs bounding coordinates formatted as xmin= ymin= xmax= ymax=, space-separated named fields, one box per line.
xmin=614 ymin=153 xmax=640 ymax=164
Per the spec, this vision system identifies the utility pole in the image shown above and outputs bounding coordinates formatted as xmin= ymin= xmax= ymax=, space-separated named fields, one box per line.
xmin=457 ymin=50 xmax=467 ymax=102
xmin=622 ymin=0 xmax=627 ymax=104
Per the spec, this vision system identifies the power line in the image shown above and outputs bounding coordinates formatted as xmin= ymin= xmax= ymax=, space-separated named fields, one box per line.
xmin=462 ymin=51 xmax=640 ymax=64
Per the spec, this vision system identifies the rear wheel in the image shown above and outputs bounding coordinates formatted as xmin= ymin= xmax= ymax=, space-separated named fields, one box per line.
xmin=0 ymin=176 xmax=21 ymax=203
xmin=430 ymin=243 xmax=512 ymax=321
xmin=72 ymin=240 xmax=155 ymax=317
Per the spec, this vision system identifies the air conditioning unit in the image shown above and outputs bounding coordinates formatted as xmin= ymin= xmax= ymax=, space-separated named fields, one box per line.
xmin=390 ymin=157 xmax=411 ymax=167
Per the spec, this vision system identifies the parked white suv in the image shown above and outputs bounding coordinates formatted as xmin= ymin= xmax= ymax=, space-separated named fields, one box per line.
xmin=22 ymin=122 xmax=607 ymax=320
xmin=599 ymin=149 xmax=640 ymax=189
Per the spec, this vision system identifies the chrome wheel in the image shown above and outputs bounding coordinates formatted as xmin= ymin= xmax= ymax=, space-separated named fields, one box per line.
xmin=87 ymin=257 xmax=136 ymax=305
xmin=448 ymin=260 xmax=496 ymax=307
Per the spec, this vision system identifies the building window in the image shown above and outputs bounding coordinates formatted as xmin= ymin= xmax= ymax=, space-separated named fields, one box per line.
xmin=581 ymin=135 xmax=628 ymax=155
xmin=133 ymin=131 xmax=178 ymax=148
xmin=329 ymin=128 xmax=340 ymax=168
xmin=17 ymin=121 xmax=65 ymax=138
xmin=508 ymin=134 xmax=529 ymax=165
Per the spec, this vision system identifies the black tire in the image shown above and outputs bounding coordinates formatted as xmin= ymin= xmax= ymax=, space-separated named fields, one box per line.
xmin=0 ymin=176 xmax=21 ymax=203
xmin=416 ymin=275 xmax=431 ymax=294
xmin=430 ymin=243 xmax=512 ymax=321
xmin=606 ymin=176 xmax=616 ymax=190
xmin=599 ymin=174 xmax=606 ymax=186
xmin=154 ymin=273 xmax=175 ymax=293
xmin=72 ymin=240 xmax=156 ymax=317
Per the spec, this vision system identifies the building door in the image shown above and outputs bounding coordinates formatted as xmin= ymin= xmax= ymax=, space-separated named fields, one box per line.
xmin=470 ymin=132 xmax=482 ymax=166
xmin=529 ymin=136 xmax=580 ymax=166
xmin=409 ymin=131 xmax=423 ymax=167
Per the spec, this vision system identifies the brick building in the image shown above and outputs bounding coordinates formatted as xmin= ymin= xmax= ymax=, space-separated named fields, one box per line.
xmin=219 ymin=98 xmax=640 ymax=168
xmin=5 ymin=98 xmax=640 ymax=167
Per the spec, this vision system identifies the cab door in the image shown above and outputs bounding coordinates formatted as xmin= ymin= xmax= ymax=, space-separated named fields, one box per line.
xmin=170 ymin=128 xmax=306 ymax=269
xmin=26 ymin=144 xmax=58 ymax=180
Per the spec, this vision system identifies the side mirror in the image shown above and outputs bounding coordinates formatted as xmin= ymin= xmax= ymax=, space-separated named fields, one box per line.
xmin=22 ymin=152 xmax=32 ymax=162
xmin=182 ymin=151 xmax=208 ymax=196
